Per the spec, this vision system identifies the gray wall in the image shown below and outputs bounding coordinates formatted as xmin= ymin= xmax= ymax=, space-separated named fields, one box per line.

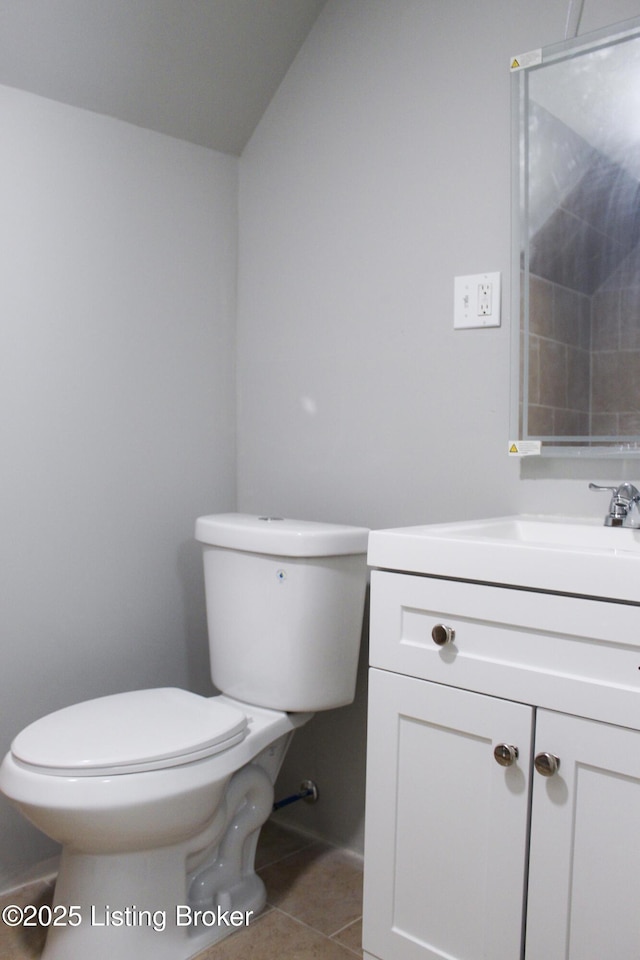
xmin=4 ymin=0 xmax=640 ymax=889
xmin=0 ymin=87 xmax=237 ymax=889
xmin=237 ymin=0 xmax=640 ymax=850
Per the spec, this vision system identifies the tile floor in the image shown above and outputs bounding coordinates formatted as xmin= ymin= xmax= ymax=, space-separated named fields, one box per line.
xmin=0 ymin=820 xmax=364 ymax=959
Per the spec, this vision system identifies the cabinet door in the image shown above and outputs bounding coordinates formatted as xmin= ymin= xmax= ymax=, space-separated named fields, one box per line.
xmin=526 ymin=710 xmax=640 ymax=960
xmin=363 ymin=668 xmax=533 ymax=960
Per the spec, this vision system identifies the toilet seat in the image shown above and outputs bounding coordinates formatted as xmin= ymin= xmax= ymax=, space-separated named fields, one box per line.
xmin=11 ymin=688 xmax=247 ymax=777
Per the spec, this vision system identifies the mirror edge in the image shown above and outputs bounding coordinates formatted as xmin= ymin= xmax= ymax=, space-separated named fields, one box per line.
xmin=510 ymin=15 xmax=640 ymax=459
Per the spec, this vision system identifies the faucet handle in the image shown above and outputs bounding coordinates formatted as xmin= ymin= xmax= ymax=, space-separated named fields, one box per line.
xmin=590 ymin=482 xmax=640 ymax=502
xmin=588 ymin=483 xmax=618 ymax=494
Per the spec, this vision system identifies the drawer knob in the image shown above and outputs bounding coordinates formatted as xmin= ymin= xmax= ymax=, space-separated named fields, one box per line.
xmin=534 ymin=752 xmax=560 ymax=777
xmin=432 ymin=623 xmax=455 ymax=646
xmin=494 ymin=743 xmax=519 ymax=767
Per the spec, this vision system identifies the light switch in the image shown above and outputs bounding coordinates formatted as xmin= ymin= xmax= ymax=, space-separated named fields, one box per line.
xmin=454 ymin=272 xmax=501 ymax=329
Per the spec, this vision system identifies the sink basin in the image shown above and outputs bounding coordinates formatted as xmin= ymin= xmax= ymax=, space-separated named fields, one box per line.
xmin=423 ymin=516 xmax=640 ymax=550
xmin=367 ymin=515 xmax=640 ymax=604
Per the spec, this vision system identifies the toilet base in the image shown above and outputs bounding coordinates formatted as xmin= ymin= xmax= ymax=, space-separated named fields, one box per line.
xmin=40 ymin=759 xmax=281 ymax=960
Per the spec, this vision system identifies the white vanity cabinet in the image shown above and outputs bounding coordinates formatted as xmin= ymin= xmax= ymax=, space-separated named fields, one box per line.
xmin=362 ymin=569 xmax=640 ymax=960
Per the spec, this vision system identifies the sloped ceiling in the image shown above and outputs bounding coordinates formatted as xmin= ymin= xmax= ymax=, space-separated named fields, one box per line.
xmin=0 ymin=0 xmax=328 ymax=155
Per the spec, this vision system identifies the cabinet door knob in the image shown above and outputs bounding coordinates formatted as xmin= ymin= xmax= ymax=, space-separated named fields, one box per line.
xmin=494 ymin=743 xmax=519 ymax=767
xmin=431 ymin=623 xmax=455 ymax=646
xmin=534 ymin=752 xmax=560 ymax=777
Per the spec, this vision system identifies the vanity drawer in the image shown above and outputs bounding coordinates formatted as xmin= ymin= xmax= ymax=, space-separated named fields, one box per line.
xmin=369 ymin=570 xmax=640 ymax=728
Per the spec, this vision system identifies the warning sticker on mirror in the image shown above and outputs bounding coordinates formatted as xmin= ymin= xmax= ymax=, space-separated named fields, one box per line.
xmin=510 ymin=49 xmax=542 ymax=71
xmin=508 ymin=440 xmax=542 ymax=456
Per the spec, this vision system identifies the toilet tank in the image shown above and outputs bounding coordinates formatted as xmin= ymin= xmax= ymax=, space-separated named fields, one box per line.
xmin=195 ymin=514 xmax=369 ymax=712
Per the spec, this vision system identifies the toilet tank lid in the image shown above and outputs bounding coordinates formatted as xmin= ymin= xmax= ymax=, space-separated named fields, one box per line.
xmin=195 ymin=513 xmax=369 ymax=557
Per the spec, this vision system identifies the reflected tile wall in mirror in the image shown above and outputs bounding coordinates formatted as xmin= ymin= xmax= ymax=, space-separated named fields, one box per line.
xmin=525 ymin=240 xmax=640 ymax=438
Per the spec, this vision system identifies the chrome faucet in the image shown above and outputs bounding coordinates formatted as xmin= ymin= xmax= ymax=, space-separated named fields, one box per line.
xmin=589 ymin=482 xmax=640 ymax=528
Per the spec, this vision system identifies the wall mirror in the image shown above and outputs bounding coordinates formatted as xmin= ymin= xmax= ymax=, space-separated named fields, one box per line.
xmin=512 ymin=17 xmax=640 ymax=456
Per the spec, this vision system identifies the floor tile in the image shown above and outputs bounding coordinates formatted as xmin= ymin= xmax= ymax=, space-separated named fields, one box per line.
xmin=0 ymin=882 xmax=53 ymax=959
xmin=195 ymin=908 xmax=357 ymax=959
xmin=255 ymin=819 xmax=314 ymax=870
xmin=258 ymin=843 xmax=363 ymax=937
xmin=330 ymin=917 xmax=362 ymax=957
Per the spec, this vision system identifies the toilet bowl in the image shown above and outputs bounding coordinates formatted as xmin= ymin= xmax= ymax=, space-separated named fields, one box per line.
xmin=1 ymin=689 xmax=310 ymax=960
xmin=0 ymin=514 xmax=369 ymax=960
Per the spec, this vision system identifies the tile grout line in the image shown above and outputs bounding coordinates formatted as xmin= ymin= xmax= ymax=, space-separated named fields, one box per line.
xmin=255 ymin=840 xmax=318 ymax=872
xmin=329 ymin=914 xmax=363 ymax=938
xmin=266 ymin=906 xmax=361 ymax=955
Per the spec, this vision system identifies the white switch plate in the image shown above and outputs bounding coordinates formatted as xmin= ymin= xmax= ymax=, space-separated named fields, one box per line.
xmin=454 ymin=272 xmax=501 ymax=329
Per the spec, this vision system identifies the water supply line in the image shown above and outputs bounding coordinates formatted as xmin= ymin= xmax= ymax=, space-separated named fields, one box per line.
xmin=273 ymin=779 xmax=319 ymax=811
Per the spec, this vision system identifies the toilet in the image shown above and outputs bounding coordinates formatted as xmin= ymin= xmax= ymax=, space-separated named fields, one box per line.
xmin=0 ymin=514 xmax=369 ymax=960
